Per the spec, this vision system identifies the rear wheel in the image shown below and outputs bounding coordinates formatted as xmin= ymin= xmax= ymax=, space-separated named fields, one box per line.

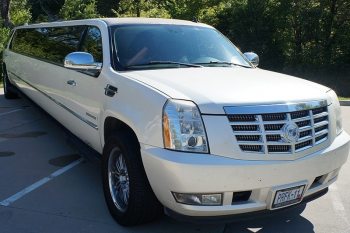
xmin=3 ymin=65 xmax=19 ymax=99
xmin=102 ymin=131 xmax=162 ymax=226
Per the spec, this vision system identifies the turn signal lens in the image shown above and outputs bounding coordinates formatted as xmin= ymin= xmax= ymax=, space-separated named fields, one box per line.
xmin=172 ymin=193 xmax=222 ymax=206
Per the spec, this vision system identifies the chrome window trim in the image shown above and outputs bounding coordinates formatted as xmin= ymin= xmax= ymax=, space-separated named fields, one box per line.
xmin=224 ymin=100 xmax=328 ymax=115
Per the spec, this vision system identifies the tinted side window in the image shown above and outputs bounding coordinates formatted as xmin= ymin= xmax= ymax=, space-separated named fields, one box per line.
xmin=81 ymin=26 xmax=103 ymax=63
xmin=11 ymin=29 xmax=46 ymax=57
xmin=11 ymin=26 xmax=85 ymax=64
xmin=45 ymin=26 xmax=85 ymax=63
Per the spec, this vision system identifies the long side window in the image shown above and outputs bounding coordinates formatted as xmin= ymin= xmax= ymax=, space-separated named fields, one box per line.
xmin=81 ymin=26 xmax=103 ymax=63
xmin=11 ymin=26 xmax=85 ymax=65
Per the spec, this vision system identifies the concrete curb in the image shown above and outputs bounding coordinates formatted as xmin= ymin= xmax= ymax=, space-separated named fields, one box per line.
xmin=340 ymin=100 xmax=350 ymax=106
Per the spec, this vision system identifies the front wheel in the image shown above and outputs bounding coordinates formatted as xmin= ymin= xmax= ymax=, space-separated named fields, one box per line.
xmin=102 ymin=131 xmax=162 ymax=226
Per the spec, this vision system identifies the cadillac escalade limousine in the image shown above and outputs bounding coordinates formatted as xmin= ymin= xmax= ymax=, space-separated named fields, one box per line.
xmin=2 ymin=18 xmax=349 ymax=226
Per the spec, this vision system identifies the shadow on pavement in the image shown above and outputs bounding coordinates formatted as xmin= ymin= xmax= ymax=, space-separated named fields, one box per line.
xmin=224 ymin=204 xmax=314 ymax=233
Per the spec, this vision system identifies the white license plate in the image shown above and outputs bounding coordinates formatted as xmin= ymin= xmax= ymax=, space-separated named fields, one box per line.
xmin=272 ymin=185 xmax=305 ymax=209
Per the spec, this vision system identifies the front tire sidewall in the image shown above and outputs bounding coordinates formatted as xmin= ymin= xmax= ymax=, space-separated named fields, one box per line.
xmin=102 ymin=133 xmax=162 ymax=226
xmin=103 ymin=138 xmax=132 ymax=219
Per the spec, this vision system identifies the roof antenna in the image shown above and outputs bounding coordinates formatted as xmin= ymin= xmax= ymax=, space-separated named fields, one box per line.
xmin=192 ymin=17 xmax=199 ymax=23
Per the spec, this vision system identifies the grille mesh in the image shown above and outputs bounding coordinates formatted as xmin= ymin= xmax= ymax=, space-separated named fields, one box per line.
xmin=300 ymin=130 xmax=312 ymax=138
xmin=262 ymin=113 xmax=286 ymax=121
xmin=239 ymin=145 xmax=262 ymax=152
xmin=266 ymin=135 xmax=281 ymax=141
xmin=296 ymin=120 xmax=311 ymax=128
xmin=227 ymin=103 xmax=329 ymax=154
xmin=236 ymin=135 xmax=261 ymax=141
xmin=265 ymin=124 xmax=284 ymax=131
xmin=291 ymin=110 xmax=309 ymax=119
xmin=228 ymin=114 xmax=256 ymax=122
xmin=232 ymin=125 xmax=259 ymax=132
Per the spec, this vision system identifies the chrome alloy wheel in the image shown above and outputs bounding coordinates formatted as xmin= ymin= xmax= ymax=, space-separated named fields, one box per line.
xmin=108 ymin=147 xmax=130 ymax=212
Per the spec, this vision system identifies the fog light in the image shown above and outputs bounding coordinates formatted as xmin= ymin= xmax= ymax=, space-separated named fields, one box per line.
xmin=172 ymin=193 xmax=222 ymax=206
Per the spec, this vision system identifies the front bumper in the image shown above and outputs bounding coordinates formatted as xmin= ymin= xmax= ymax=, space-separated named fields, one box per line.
xmin=141 ymin=131 xmax=350 ymax=217
xmin=164 ymin=187 xmax=328 ymax=224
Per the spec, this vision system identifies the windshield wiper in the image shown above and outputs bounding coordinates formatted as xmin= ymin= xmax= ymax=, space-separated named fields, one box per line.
xmin=126 ymin=61 xmax=203 ymax=69
xmin=195 ymin=61 xmax=251 ymax=68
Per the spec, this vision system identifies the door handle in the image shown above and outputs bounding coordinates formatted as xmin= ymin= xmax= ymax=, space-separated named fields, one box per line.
xmin=66 ymin=80 xmax=76 ymax=86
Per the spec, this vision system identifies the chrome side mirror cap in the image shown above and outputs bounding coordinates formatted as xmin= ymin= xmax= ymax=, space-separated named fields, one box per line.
xmin=244 ymin=52 xmax=259 ymax=67
xmin=64 ymin=52 xmax=102 ymax=71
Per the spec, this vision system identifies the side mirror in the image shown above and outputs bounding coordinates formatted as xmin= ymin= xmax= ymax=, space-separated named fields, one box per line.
xmin=64 ymin=52 xmax=102 ymax=71
xmin=244 ymin=52 xmax=259 ymax=67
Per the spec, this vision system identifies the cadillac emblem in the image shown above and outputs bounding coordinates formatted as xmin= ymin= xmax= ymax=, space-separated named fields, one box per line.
xmin=281 ymin=123 xmax=300 ymax=143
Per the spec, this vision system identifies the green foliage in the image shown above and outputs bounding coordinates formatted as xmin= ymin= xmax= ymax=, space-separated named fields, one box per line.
xmin=0 ymin=27 xmax=11 ymax=52
xmin=162 ymin=0 xmax=223 ymax=21
xmin=1 ymin=0 xmax=31 ymax=82
xmin=60 ymin=0 xmax=99 ymax=20
xmin=97 ymin=0 xmax=119 ymax=17
xmin=0 ymin=27 xmax=11 ymax=82
xmin=0 ymin=0 xmax=349 ymax=95
xmin=10 ymin=0 xmax=32 ymax=25
xmin=114 ymin=0 xmax=170 ymax=18
xmin=29 ymin=0 xmax=65 ymax=22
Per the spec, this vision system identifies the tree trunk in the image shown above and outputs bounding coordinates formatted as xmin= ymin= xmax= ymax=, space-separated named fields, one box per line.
xmin=323 ymin=0 xmax=337 ymax=64
xmin=291 ymin=1 xmax=303 ymax=65
xmin=1 ymin=0 xmax=13 ymax=28
xmin=135 ymin=0 xmax=141 ymax=17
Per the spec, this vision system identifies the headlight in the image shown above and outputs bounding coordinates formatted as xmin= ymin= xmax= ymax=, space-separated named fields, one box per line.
xmin=327 ymin=90 xmax=343 ymax=135
xmin=163 ymin=99 xmax=209 ymax=153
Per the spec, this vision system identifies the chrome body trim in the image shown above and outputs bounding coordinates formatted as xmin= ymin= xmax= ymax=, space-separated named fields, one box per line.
xmin=224 ymin=100 xmax=328 ymax=115
xmin=8 ymin=71 xmax=99 ymax=130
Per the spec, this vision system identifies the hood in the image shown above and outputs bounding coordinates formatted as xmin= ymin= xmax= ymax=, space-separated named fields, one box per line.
xmin=124 ymin=67 xmax=330 ymax=114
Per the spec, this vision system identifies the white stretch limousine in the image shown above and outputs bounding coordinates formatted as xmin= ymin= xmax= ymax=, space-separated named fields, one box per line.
xmin=2 ymin=18 xmax=350 ymax=226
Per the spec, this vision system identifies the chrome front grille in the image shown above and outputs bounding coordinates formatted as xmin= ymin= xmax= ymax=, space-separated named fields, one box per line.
xmin=225 ymin=101 xmax=329 ymax=154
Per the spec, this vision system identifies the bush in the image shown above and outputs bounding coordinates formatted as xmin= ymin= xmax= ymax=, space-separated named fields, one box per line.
xmin=281 ymin=65 xmax=350 ymax=97
xmin=0 ymin=27 xmax=11 ymax=84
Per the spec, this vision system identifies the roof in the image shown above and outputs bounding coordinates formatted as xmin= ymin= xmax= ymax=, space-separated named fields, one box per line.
xmin=101 ymin=17 xmax=211 ymax=28
xmin=15 ymin=17 xmax=212 ymax=29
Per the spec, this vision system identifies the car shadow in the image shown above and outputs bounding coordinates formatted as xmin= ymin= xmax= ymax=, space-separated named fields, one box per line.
xmin=223 ymin=204 xmax=315 ymax=233
xmin=118 ymin=204 xmax=314 ymax=233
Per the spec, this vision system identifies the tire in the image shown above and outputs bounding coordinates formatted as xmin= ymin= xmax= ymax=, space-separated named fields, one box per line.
xmin=102 ymin=131 xmax=162 ymax=226
xmin=3 ymin=65 xmax=19 ymax=99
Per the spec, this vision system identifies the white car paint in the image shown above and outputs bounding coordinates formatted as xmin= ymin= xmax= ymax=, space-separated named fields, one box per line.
xmin=3 ymin=18 xmax=350 ymax=219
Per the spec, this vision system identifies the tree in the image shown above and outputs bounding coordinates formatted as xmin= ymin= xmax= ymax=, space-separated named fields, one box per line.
xmin=163 ymin=0 xmax=222 ymax=21
xmin=29 ymin=0 xmax=65 ymax=22
xmin=114 ymin=0 xmax=170 ymax=18
xmin=1 ymin=0 xmax=13 ymax=27
xmin=60 ymin=0 xmax=99 ymax=20
xmin=97 ymin=0 xmax=119 ymax=17
xmin=1 ymin=0 xmax=31 ymax=83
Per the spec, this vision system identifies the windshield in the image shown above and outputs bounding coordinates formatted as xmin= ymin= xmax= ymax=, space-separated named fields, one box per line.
xmin=112 ymin=24 xmax=252 ymax=70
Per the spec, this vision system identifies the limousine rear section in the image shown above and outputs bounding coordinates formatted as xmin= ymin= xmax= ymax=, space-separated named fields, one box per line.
xmin=2 ymin=18 xmax=350 ymax=226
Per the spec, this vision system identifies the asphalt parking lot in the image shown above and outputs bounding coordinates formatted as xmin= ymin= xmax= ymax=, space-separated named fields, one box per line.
xmin=0 ymin=90 xmax=349 ymax=233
